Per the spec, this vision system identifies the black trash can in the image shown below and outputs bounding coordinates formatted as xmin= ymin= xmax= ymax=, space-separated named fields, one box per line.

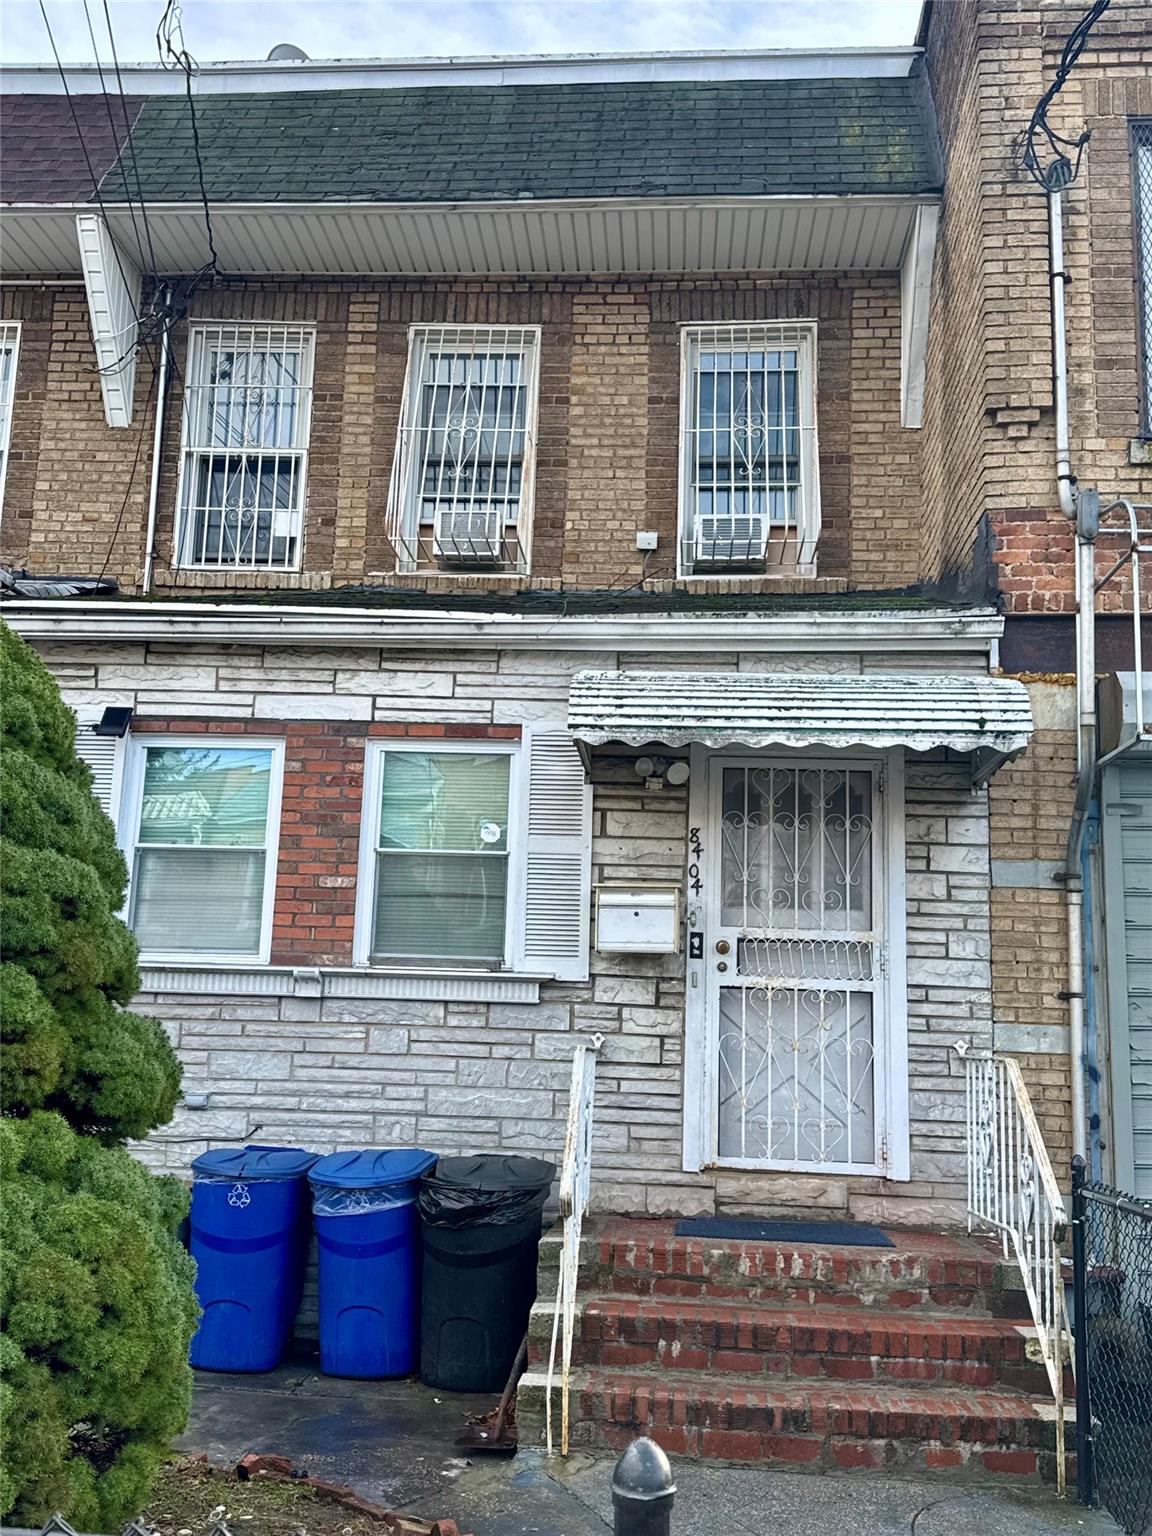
xmin=419 ymin=1154 xmax=555 ymax=1392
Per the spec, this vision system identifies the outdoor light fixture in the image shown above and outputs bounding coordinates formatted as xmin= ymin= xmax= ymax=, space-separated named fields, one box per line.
xmin=632 ymin=755 xmax=689 ymax=791
xmin=93 ymin=706 xmax=134 ymax=737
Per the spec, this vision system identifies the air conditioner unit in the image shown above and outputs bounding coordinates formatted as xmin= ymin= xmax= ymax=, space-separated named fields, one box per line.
xmin=693 ymin=513 xmax=769 ymax=569
xmin=433 ymin=504 xmax=505 ymax=567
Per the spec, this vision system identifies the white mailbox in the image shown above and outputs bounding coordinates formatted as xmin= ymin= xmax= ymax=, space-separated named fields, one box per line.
xmin=594 ymin=883 xmax=681 ymax=955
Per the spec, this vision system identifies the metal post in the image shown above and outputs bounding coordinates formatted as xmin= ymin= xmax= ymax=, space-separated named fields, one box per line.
xmin=612 ymin=1437 xmax=675 ymax=1536
xmin=1071 ymin=1154 xmax=1094 ymax=1506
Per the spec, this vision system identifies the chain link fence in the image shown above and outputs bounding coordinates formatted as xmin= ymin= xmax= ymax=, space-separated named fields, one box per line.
xmin=1072 ymin=1158 xmax=1152 ymax=1535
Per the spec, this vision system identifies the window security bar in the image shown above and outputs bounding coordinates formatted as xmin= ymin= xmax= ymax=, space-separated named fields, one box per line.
xmin=387 ymin=325 xmax=540 ymax=575
xmin=679 ymin=323 xmax=821 ymax=576
xmin=175 ymin=323 xmax=315 ymax=572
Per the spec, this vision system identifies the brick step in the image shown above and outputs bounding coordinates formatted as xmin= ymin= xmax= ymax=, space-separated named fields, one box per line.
xmin=527 ymin=1294 xmax=1055 ymax=1394
xmin=539 ymin=1220 xmax=1024 ymax=1316
xmin=516 ymin=1368 xmax=1064 ymax=1482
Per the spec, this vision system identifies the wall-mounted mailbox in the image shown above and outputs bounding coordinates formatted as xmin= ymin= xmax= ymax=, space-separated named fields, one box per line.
xmin=594 ymin=883 xmax=681 ymax=955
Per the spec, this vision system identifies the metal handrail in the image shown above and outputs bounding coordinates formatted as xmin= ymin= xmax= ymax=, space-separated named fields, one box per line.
xmin=1093 ymin=497 xmax=1152 ymax=748
xmin=954 ymin=1041 xmax=1071 ymax=1495
xmin=545 ymin=1032 xmax=603 ymax=1458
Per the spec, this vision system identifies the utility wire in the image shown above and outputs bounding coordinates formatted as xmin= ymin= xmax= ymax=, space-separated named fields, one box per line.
xmin=97 ymin=363 xmax=159 ymax=582
xmin=156 ymin=0 xmax=221 ymax=277
xmin=100 ymin=0 xmax=159 ymax=279
xmin=81 ymin=0 xmax=149 ymax=279
xmin=1021 ymin=0 xmax=1112 ymax=190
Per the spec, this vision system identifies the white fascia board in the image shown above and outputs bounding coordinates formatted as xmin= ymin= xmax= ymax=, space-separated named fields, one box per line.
xmin=2 ymin=599 xmax=1004 ymax=655
xmin=899 ymin=203 xmax=938 ymax=430
xmin=76 ymin=212 xmax=142 ymax=427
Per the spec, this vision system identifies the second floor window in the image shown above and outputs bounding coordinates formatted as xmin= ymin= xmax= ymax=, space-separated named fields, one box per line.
xmin=679 ymin=322 xmax=820 ymax=576
xmin=1135 ymin=122 xmax=1152 ymax=433
xmin=0 ymin=322 xmax=20 ymax=517
xmin=177 ymin=322 xmax=315 ymax=570
xmin=387 ymin=325 xmax=540 ymax=574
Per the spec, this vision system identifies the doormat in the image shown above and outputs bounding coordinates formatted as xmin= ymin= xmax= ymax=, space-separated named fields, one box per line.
xmin=673 ymin=1217 xmax=894 ymax=1247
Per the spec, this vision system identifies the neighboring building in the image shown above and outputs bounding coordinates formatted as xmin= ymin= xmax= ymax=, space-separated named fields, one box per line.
xmin=0 ymin=0 xmax=1148 ymax=1475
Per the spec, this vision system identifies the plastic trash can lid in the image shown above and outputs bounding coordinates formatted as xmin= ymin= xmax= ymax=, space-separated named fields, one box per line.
xmin=309 ymin=1148 xmax=436 ymax=1190
xmin=423 ymin=1154 xmax=555 ymax=1193
xmin=191 ymin=1144 xmax=318 ymax=1180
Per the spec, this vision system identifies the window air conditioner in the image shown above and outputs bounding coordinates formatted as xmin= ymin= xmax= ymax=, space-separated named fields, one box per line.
xmin=693 ymin=512 xmax=769 ymax=568
xmin=432 ymin=504 xmax=505 ymax=567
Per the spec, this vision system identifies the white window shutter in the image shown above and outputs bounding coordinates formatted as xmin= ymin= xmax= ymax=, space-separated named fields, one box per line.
xmin=517 ymin=724 xmax=592 ymax=981
xmin=73 ymin=719 xmax=124 ymax=821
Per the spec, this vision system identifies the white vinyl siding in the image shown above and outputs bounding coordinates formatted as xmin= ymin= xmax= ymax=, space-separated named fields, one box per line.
xmin=386 ymin=325 xmax=540 ymax=574
xmin=0 ymin=323 xmax=21 ymax=516
xmin=72 ymin=715 xmax=125 ymax=820
xmin=123 ymin=739 xmax=284 ymax=962
xmin=678 ymin=321 xmax=820 ymax=576
xmin=175 ymin=323 xmax=314 ymax=570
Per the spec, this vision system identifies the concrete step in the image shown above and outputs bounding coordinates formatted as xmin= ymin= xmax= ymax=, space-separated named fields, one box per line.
xmin=538 ymin=1219 xmax=1025 ymax=1316
xmin=516 ymin=1367 xmax=1065 ymax=1482
xmin=527 ymin=1294 xmax=1056 ymax=1394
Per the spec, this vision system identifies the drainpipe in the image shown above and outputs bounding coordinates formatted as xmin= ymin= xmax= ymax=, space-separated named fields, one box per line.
xmin=1049 ymin=185 xmax=1092 ymax=1163
xmin=141 ymin=291 xmax=171 ymax=596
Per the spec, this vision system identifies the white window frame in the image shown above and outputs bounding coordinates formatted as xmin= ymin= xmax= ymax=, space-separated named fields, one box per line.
xmin=386 ymin=324 xmax=542 ymax=576
xmin=0 ymin=321 xmax=22 ymax=519
xmin=173 ymin=321 xmax=316 ymax=572
xmin=676 ymin=320 xmax=821 ymax=580
xmin=354 ymin=738 xmax=525 ymax=970
xmin=119 ymin=735 xmax=285 ymax=966
xmin=1134 ymin=121 xmax=1152 ymax=435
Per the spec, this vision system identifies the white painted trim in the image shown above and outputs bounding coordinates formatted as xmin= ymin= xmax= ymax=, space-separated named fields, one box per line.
xmin=136 ymin=963 xmax=541 ymax=1003
xmin=120 ymin=733 xmax=286 ymax=966
xmin=882 ymin=747 xmax=910 ymax=1181
xmin=0 ymin=320 xmax=21 ymax=519
xmin=3 ymin=48 xmax=924 ymax=97
xmin=899 ymin=204 xmax=938 ymax=430
xmin=354 ymin=737 xmax=522 ymax=969
xmin=681 ymin=740 xmax=711 ymax=1172
xmin=76 ymin=212 xmax=142 ymax=428
xmin=4 ymin=601 xmax=1006 ymax=654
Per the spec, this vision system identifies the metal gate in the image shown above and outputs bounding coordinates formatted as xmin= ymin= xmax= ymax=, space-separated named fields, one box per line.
xmin=707 ymin=758 xmax=887 ymax=1173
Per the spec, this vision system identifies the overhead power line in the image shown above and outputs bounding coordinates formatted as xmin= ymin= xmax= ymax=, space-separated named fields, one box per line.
xmin=1021 ymin=0 xmax=1112 ymax=190
xmin=156 ymin=0 xmax=221 ymax=278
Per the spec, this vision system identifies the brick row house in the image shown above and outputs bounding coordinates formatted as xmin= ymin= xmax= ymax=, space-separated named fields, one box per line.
xmin=1 ymin=0 xmax=1148 ymax=1478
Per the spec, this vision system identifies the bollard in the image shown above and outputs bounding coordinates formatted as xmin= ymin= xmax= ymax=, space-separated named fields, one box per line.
xmin=612 ymin=1436 xmax=675 ymax=1536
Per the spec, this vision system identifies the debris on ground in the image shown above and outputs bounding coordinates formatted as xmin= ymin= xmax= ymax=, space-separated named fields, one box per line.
xmin=144 ymin=1456 xmax=469 ymax=1536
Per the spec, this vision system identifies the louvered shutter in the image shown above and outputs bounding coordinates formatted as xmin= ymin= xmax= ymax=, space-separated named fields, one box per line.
xmin=517 ymin=723 xmax=592 ymax=981
xmin=73 ymin=718 xmax=124 ymax=821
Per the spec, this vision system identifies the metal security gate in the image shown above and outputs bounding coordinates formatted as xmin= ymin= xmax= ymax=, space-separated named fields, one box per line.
xmin=706 ymin=758 xmax=888 ymax=1173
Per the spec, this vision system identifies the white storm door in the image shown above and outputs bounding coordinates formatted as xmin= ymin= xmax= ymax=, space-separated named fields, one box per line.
xmin=705 ymin=758 xmax=889 ymax=1174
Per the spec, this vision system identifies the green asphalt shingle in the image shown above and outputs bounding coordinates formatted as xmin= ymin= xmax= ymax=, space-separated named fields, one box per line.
xmin=97 ymin=76 xmax=941 ymax=205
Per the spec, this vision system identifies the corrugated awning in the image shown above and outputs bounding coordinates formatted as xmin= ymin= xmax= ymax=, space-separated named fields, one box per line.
xmin=568 ymin=671 xmax=1033 ymax=756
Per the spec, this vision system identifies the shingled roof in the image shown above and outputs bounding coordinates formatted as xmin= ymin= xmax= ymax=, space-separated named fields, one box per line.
xmin=2 ymin=93 xmax=143 ymax=204
xmin=94 ymin=74 xmax=940 ymax=205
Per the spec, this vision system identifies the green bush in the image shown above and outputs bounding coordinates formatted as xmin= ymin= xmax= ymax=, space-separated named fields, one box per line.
xmin=0 ymin=625 xmax=198 ymax=1526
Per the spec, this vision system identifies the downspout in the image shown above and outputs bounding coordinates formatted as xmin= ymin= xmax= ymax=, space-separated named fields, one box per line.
xmin=141 ymin=290 xmax=171 ymax=597
xmin=1050 ymin=185 xmax=1093 ymax=1163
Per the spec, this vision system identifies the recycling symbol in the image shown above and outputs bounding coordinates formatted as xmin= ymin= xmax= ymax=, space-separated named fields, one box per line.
xmin=227 ymin=1183 xmax=251 ymax=1209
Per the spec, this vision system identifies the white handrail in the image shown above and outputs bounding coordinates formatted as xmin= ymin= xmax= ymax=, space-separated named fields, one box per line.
xmin=955 ymin=1041 xmax=1071 ymax=1495
xmin=545 ymin=1032 xmax=602 ymax=1457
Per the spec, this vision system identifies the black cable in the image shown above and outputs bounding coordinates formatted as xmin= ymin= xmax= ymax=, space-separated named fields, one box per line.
xmin=100 ymin=0 xmax=160 ymax=280
xmin=81 ymin=0 xmax=149 ymax=278
xmin=156 ymin=0 xmax=221 ymax=276
xmin=97 ymin=363 xmax=159 ymax=582
xmin=1022 ymin=0 xmax=1112 ymax=190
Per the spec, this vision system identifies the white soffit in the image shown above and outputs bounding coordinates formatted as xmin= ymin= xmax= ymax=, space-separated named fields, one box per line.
xmin=568 ymin=670 xmax=1034 ymax=755
xmin=4 ymin=197 xmax=931 ymax=279
xmin=76 ymin=212 xmax=142 ymax=426
xmin=899 ymin=203 xmax=938 ymax=429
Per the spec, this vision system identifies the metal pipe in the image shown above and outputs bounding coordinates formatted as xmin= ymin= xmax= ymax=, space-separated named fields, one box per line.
xmin=1070 ymin=1154 xmax=1095 ymax=1506
xmin=141 ymin=295 xmax=171 ymax=595
xmin=612 ymin=1439 xmax=675 ymax=1536
xmin=1049 ymin=189 xmax=1076 ymax=520
xmin=0 ymin=278 xmax=85 ymax=288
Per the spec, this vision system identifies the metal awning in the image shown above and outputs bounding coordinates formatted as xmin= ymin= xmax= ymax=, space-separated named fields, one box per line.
xmin=568 ymin=671 xmax=1034 ymax=757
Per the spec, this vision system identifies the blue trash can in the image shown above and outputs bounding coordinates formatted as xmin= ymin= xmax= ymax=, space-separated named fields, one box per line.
xmin=189 ymin=1144 xmax=317 ymax=1373
xmin=309 ymin=1149 xmax=436 ymax=1379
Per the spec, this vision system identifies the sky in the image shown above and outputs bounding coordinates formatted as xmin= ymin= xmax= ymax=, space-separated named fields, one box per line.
xmin=2 ymin=0 xmax=925 ymax=68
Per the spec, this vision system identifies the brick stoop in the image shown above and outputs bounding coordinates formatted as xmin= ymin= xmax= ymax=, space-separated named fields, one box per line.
xmin=517 ymin=1219 xmax=1065 ymax=1483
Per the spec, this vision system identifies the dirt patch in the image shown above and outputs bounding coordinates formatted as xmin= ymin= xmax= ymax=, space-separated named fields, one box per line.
xmin=144 ymin=1457 xmax=396 ymax=1536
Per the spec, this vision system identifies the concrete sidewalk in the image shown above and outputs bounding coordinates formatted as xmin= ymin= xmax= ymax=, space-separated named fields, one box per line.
xmin=180 ymin=1364 xmax=1120 ymax=1536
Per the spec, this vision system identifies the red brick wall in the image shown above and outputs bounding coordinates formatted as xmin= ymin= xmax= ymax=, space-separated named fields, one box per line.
xmin=130 ymin=716 xmax=520 ymax=966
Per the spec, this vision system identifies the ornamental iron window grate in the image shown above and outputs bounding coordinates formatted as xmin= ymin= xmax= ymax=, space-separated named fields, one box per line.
xmin=176 ymin=323 xmax=315 ymax=570
xmin=1135 ymin=124 xmax=1152 ymax=435
xmin=387 ymin=325 xmax=540 ymax=574
xmin=0 ymin=322 xmax=20 ymax=516
xmin=679 ymin=322 xmax=821 ymax=576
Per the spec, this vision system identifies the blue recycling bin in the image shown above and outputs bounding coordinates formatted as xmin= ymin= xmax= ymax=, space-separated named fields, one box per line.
xmin=309 ymin=1148 xmax=436 ymax=1379
xmin=189 ymin=1144 xmax=317 ymax=1373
